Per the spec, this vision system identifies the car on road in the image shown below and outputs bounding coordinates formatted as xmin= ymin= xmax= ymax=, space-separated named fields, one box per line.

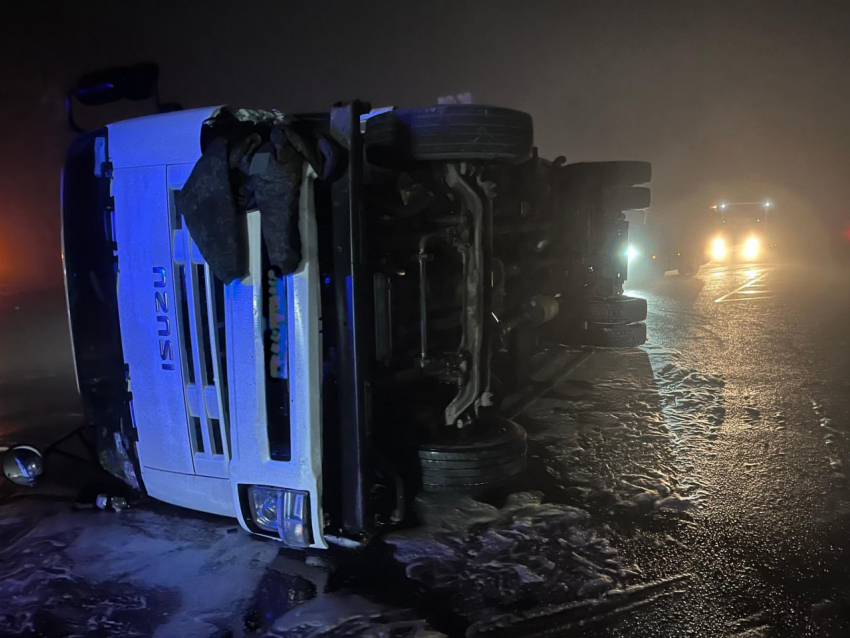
xmin=58 ymin=65 xmax=652 ymax=549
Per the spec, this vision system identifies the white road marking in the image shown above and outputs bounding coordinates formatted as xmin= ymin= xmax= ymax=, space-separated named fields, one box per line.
xmin=714 ymin=268 xmax=773 ymax=303
xmin=715 ymin=295 xmax=775 ymax=303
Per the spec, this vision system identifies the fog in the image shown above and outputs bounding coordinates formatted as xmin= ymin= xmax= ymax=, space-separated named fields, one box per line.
xmin=5 ymin=4 xmax=850 ymax=635
xmin=2 ymin=0 xmax=849 ymax=287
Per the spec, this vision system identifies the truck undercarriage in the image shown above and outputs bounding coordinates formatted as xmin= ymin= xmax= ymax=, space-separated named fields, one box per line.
xmin=354 ymin=105 xmax=652 ymax=525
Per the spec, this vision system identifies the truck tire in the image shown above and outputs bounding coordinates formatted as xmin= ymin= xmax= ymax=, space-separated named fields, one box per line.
xmin=579 ymin=321 xmax=647 ymax=348
xmin=365 ymin=105 xmax=534 ymax=167
xmin=586 ymin=295 xmax=647 ymax=324
xmin=562 ymin=161 xmax=652 ymax=189
xmin=419 ymin=417 xmax=527 ymax=492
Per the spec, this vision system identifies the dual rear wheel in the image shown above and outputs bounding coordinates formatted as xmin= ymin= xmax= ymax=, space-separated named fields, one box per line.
xmin=575 ymin=295 xmax=648 ymax=348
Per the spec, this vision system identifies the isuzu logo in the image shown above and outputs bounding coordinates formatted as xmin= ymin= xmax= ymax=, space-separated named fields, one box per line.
xmin=153 ymin=267 xmax=175 ymax=371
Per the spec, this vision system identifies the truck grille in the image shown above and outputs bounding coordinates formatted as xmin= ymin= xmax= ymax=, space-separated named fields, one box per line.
xmin=172 ymin=217 xmax=230 ymax=466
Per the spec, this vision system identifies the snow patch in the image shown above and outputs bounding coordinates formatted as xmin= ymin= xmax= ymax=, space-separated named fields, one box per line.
xmin=263 ymin=594 xmax=443 ymax=638
xmin=386 ymin=492 xmax=629 ymax=624
xmin=0 ymin=499 xmax=280 ymax=637
xmin=519 ymin=346 xmax=721 ymax=514
xmin=811 ymin=398 xmax=847 ymax=479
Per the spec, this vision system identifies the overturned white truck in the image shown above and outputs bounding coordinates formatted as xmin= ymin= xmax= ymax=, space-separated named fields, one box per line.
xmin=62 ymin=78 xmax=650 ymax=549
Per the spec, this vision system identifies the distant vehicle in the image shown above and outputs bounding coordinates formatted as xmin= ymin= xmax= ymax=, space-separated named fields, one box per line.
xmin=59 ymin=64 xmax=653 ymax=549
xmin=625 ymin=200 xmax=775 ymax=280
xmin=708 ymin=201 xmax=775 ymax=262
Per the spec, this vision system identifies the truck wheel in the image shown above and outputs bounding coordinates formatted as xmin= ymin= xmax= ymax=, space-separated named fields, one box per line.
xmin=586 ymin=295 xmax=647 ymax=324
xmin=562 ymin=161 xmax=652 ymax=189
xmin=579 ymin=321 xmax=647 ymax=348
xmin=365 ymin=105 xmax=534 ymax=167
xmin=418 ymin=417 xmax=527 ymax=492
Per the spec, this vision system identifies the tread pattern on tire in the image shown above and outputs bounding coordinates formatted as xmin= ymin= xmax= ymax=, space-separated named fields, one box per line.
xmin=420 ymin=449 xmax=525 ymax=469
xmin=418 ymin=419 xmax=527 ymax=491
xmin=421 ymin=458 xmax=527 ymax=489
xmin=580 ymin=321 xmax=647 ymax=348
xmin=585 ymin=295 xmax=648 ymax=324
xmin=365 ymin=105 xmax=534 ymax=166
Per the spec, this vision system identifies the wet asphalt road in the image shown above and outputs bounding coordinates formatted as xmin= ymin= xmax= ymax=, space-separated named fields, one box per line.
xmin=609 ymin=260 xmax=850 ymax=637
xmin=2 ymin=260 xmax=850 ymax=637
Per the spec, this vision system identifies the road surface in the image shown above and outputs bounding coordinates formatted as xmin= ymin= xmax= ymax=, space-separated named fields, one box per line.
xmin=1 ymin=261 xmax=849 ymax=637
xmin=589 ymin=261 xmax=850 ymax=636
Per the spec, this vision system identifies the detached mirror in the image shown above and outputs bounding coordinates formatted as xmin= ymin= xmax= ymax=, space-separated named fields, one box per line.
xmin=2 ymin=445 xmax=44 ymax=486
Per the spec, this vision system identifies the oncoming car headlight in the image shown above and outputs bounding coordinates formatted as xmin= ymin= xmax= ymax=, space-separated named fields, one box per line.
xmin=246 ymin=485 xmax=313 ymax=547
xmin=743 ymin=236 xmax=760 ymax=260
xmin=626 ymin=245 xmax=639 ymax=262
xmin=711 ymin=237 xmax=727 ymax=260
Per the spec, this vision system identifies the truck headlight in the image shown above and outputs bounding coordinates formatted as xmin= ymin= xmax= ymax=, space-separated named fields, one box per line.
xmin=711 ymin=237 xmax=726 ymax=260
xmin=743 ymin=236 xmax=760 ymax=260
xmin=626 ymin=245 xmax=639 ymax=262
xmin=247 ymin=485 xmax=313 ymax=548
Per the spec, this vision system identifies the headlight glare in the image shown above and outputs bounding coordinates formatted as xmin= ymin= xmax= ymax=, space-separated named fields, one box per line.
xmin=743 ymin=236 xmax=760 ymax=260
xmin=711 ymin=237 xmax=727 ymax=260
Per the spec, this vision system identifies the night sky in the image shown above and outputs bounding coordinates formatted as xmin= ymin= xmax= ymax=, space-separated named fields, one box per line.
xmin=2 ymin=0 xmax=849 ymax=288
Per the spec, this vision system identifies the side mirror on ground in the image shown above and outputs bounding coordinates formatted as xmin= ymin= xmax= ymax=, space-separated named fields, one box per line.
xmin=2 ymin=445 xmax=44 ymax=486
